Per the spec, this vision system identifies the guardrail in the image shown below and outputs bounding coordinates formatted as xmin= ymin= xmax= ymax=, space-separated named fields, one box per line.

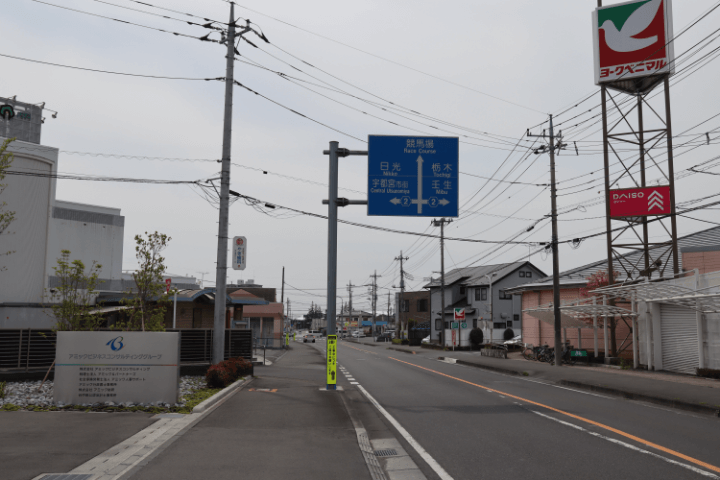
xmin=0 ymin=328 xmax=252 ymax=375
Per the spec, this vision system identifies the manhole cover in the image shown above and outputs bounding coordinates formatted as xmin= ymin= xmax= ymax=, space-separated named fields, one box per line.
xmin=374 ymin=449 xmax=398 ymax=457
xmin=37 ymin=475 xmax=95 ymax=480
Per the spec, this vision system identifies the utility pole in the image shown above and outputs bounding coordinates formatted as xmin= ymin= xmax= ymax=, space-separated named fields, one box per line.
xmin=281 ymin=266 xmax=285 ymax=304
xmin=528 ymin=115 xmax=565 ymax=368
xmin=370 ymin=271 xmax=381 ymax=340
xmin=395 ymin=251 xmax=409 ymax=338
xmin=432 ymin=218 xmax=452 ymax=346
xmin=212 ymin=3 xmax=237 ymax=365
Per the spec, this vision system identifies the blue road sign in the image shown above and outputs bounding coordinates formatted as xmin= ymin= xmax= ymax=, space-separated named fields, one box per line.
xmin=368 ymin=135 xmax=459 ymax=217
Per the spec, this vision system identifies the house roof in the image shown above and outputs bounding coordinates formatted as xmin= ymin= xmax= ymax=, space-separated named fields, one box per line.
xmin=98 ymin=288 xmax=268 ymax=306
xmin=507 ymin=226 xmax=720 ymax=292
xmin=423 ymin=261 xmax=546 ymax=289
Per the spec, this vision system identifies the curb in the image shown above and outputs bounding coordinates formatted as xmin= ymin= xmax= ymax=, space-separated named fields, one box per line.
xmin=192 ymin=376 xmax=253 ymax=413
xmin=453 ymin=358 xmax=523 ymax=376
xmin=558 ymin=380 xmax=720 ymax=418
xmin=386 ymin=347 xmax=418 ymax=355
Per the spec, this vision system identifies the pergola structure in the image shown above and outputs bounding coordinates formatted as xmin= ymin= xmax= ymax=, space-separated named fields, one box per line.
xmin=524 ymin=299 xmax=637 ymax=361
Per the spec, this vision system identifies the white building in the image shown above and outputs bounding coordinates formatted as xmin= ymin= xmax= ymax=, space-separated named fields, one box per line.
xmin=1 ymin=131 xmax=125 ymax=328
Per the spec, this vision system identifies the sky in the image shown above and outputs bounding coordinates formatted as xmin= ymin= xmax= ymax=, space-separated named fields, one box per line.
xmin=3 ymin=0 xmax=720 ymax=316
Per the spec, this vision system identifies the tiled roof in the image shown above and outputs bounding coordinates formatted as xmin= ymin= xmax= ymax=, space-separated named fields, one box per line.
xmin=242 ymin=303 xmax=284 ymax=317
xmin=424 ymin=261 xmax=546 ymax=288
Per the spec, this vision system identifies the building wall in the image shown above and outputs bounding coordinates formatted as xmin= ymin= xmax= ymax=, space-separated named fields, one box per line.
xmin=398 ymin=291 xmax=431 ymax=329
xmin=47 ymin=200 xmax=124 ymax=289
xmin=0 ymin=139 xmax=57 ymax=305
xmin=682 ymin=248 xmax=720 ymax=275
xmin=522 ymin=288 xmax=632 ymax=354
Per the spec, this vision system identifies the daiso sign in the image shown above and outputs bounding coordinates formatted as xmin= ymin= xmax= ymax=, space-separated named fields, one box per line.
xmin=609 ymin=185 xmax=671 ymax=218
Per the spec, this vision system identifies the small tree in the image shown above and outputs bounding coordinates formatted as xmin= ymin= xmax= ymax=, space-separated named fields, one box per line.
xmin=580 ymin=269 xmax=620 ymax=356
xmin=0 ymin=138 xmax=17 ymax=270
xmin=47 ymin=250 xmax=104 ymax=331
xmin=119 ymin=231 xmax=170 ymax=331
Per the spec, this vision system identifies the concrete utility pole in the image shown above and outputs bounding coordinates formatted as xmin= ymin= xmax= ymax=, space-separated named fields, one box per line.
xmin=347 ymin=281 xmax=353 ymax=330
xmin=281 ymin=266 xmax=285 ymax=304
xmin=212 ymin=3 xmax=236 ymax=364
xmin=432 ymin=218 xmax=452 ymax=345
xmin=395 ymin=251 xmax=409 ymax=338
xmin=529 ymin=115 xmax=564 ymax=368
xmin=370 ymin=271 xmax=381 ymax=339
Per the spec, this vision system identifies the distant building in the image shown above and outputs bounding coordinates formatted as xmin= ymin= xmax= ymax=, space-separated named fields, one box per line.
xmin=0 ymin=122 xmax=126 ymax=328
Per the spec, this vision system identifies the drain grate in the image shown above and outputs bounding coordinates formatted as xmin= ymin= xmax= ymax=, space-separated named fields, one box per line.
xmin=374 ymin=448 xmax=398 ymax=457
xmin=38 ymin=475 xmax=95 ymax=480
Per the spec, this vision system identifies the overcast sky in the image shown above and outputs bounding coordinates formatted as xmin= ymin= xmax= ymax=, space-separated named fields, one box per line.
xmin=4 ymin=0 xmax=720 ymax=315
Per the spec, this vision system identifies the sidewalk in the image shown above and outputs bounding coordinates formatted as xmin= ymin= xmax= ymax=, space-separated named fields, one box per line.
xmin=126 ymin=346 xmax=372 ymax=480
xmin=386 ymin=345 xmax=720 ymax=416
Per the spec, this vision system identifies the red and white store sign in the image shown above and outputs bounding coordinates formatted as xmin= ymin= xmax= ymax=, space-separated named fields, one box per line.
xmin=609 ymin=186 xmax=671 ymax=218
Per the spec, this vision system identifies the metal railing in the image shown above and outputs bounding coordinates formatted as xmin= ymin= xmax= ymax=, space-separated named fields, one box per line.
xmin=0 ymin=328 xmax=252 ymax=375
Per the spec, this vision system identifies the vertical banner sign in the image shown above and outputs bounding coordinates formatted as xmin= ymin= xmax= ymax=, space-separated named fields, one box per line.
xmin=609 ymin=186 xmax=671 ymax=217
xmin=326 ymin=335 xmax=337 ymax=387
xmin=592 ymin=0 xmax=675 ymax=85
xmin=232 ymin=236 xmax=247 ymax=271
xmin=165 ymin=278 xmax=171 ymax=294
xmin=368 ymin=136 xmax=459 ymax=217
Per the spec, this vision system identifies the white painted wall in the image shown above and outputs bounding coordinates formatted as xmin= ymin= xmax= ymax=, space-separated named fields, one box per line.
xmin=47 ymin=200 xmax=124 ymax=286
xmin=0 ymin=138 xmax=57 ymax=304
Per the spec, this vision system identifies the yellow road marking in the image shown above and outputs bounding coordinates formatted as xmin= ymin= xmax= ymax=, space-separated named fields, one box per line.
xmin=389 ymin=357 xmax=720 ymax=474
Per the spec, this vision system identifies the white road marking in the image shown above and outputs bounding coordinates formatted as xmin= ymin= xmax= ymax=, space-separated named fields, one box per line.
xmin=531 ymin=410 xmax=719 ymax=479
xmin=357 ymin=385 xmax=454 ymax=480
xmin=521 ymin=378 xmax=615 ymax=399
xmin=351 ymin=382 xmax=360 ymax=385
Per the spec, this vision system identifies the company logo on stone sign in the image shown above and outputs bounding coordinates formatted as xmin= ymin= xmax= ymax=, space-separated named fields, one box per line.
xmin=610 ymin=186 xmax=671 ymax=217
xmin=593 ymin=0 xmax=674 ymax=84
xmin=106 ymin=336 xmax=125 ymax=351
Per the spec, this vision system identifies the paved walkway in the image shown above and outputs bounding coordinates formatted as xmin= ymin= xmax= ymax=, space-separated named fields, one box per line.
xmin=385 ymin=344 xmax=720 ymax=414
xmin=127 ymin=346 xmax=372 ymax=480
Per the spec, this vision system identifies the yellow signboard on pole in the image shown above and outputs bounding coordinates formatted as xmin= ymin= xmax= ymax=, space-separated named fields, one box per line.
xmin=326 ymin=334 xmax=337 ymax=389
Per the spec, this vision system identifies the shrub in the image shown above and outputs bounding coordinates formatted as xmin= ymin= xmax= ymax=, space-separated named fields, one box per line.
xmin=205 ymin=357 xmax=253 ymax=388
xmin=469 ymin=328 xmax=484 ymax=346
xmin=391 ymin=338 xmax=402 ymax=345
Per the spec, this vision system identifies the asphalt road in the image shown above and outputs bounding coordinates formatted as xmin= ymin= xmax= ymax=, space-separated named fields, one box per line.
xmin=309 ymin=339 xmax=720 ymax=480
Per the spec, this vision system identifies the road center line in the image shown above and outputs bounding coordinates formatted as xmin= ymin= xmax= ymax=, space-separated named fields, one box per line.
xmin=388 ymin=356 xmax=720 ymax=475
xmin=531 ymin=410 xmax=719 ymax=479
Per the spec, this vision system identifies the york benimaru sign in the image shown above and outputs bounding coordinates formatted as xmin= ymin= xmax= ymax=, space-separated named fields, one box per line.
xmin=592 ymin=0 xmax=675 ymax=84
xmin=609 ymin=185 xmax=671 ymax=218
xmin=368 ymin=136 xmax=459 ymax=217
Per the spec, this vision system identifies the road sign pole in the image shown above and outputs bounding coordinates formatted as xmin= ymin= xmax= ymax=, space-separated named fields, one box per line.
xmin=326 ymin=141 xmax=339 ymax=390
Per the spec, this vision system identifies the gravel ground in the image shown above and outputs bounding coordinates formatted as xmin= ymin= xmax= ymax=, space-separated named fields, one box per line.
xmin=0 ymin=375 xmax=206 ymax=409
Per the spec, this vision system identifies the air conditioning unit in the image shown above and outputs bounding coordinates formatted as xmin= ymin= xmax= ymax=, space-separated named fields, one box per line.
xmin=247 ymin=279 xmax=255 ymax=284
xmin=500 ymin=313 xmax=509 ymax=319
xmin=237 ymin=280 xmax=244 ymax=285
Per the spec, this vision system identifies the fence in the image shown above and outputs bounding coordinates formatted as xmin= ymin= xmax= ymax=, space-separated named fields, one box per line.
xmin=0 ymin=328 xmax=252 ymax=375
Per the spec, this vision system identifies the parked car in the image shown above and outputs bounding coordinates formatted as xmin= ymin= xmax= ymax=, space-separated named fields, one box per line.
xmin=303 ymin=333 xmax=317 ymax=343
xmin=351 ymin=331 xmax=365 ymax=338
xmin=376 ymin=333 xmax=392 ymax=342
xmin=421 ymin=335 xmax=430 ymax=344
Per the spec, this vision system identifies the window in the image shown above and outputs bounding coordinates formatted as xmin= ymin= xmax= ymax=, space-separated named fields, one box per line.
xmin=192 ymin=308 xmax=203 ymax=328
xmin=493 ymin=322 xmax=506 ymax=329
xmin=459 ymin=286 xmax=466 ymax=295
xmin=519 ymin=271 xmax=526 ymax=278
xmin=513 ymin=314 xmax=520 ymax=321
xmin=402 ymin=300 xmax=410 ymax=312
xmin=526 ymin=271 xmax=532 ymax=278
xmin=444 ymin=321 xmax=450 ymax=329
xmin=417 ymin=298 xmax=428 ymax=312
xmin=499 ymin=290 xmax=513 ymax=300
xmin=475 ymin=288 xmax=488 ymax=301
xmin=472 ymin=319 xmax=477 ymax=328
xmin=435 ymin=319 xmax=443 ymax=331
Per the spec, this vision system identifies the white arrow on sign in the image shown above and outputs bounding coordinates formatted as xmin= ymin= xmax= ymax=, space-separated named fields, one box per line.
xmin=410 ymin=155 xmax=428 ymax=214
xmin=390 ymin=198 xmax=401 ymax=205
xmin=438 ymin=199 xmax=450 ymax=206
xmin=648 ymin=190 xmax=664 ymax=211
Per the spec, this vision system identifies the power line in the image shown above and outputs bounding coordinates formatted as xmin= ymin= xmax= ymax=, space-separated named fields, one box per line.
xmin=0 ymin=52 xmax=221 ymax=80
xmin=227 ymin=2 xmax=546 ymax=114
